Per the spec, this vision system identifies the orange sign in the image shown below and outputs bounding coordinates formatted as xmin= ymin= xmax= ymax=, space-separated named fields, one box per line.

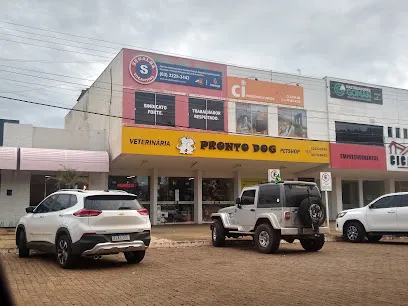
xmin=227 ymin=77 xmax=304 ymax=107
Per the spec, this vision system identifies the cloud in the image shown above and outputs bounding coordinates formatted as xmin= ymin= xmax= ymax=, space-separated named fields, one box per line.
xmin=0 ymin=0 xmax=406 ymax=128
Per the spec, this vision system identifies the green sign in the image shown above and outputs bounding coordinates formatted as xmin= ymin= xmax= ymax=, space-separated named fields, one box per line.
xmin=330 ymin=81 xmax=383 ymax=104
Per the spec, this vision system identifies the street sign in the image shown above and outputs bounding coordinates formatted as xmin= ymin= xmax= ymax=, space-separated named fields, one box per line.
xmin=320 ymin=172 xmax=332 ymax=192
xmin=268 ymin=169 xmax=280 ymax=183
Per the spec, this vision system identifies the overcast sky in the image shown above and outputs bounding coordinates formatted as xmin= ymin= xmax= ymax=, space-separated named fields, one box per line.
xmin=0 ymin=0 xmax=405 ymax=128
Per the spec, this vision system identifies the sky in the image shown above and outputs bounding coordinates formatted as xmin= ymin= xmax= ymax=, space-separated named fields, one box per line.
xmin=0 ymin=0 xmax=406 ymax=128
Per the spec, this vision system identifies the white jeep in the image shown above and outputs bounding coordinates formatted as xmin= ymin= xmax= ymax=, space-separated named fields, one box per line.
xmin=210 ymin=181 xmax=329 ymax=253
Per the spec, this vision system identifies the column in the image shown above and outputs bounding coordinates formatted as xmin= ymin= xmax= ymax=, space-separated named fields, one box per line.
xmin=150 ymin=168 xmax=158 ymax=225
xmin=331 ymin=177 xmax=343 ymax=218
xmin=88 ymin=172 xmax=108 ymax=190
xmin=385 ymin=178 xmax=396 ymax=194
xmin=194 ymin=169 xmax=203 ymax=224
xmin=233 ymin=170 xmax=242 ymax=199
xmin=358 ymin=180 xmax=364 ymax=207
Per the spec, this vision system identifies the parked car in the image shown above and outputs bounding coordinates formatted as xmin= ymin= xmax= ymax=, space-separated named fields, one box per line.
xmin=210 ymin=181 xmax=329 ymax=253
xmin=16 ymin=189 xmax=151 ymax=268
xmin=336 ymin=192 xmax=408 ymax=242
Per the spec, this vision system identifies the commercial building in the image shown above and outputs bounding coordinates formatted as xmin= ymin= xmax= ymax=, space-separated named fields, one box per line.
xmin=1 ymin=48 xmax=407 ymax=227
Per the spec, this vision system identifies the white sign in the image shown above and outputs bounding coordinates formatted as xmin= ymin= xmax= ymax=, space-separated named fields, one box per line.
xmin=386 ymin=141 xmax=408 ymax=171
xmin=320 ymin=172 xmax=332 ymax=192
xmin=174 ymin=189 xmax=180 ymax=202
xmin=268 ymin=169 xmax=280 ymax=182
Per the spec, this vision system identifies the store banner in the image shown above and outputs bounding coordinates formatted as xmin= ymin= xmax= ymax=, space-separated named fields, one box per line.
xmin=278 ymin=107 xmax=307 ymax=138
xmin=236 ymin=103 xmax=268 ymax=135
xmin=329 ymin=81 xmax=383 ymax=104
xmin=330 ymin=143 xmax=386 ymax=170
xmin=122 ymin=126 xmax=330 ymax=163
xmin=241 ymin=178 xmax=266 ymax=189
xmin=386 ymin=141 xmax=408 ymax=171
xmin=129 ymin=54 xmax=222 ymax=90
xmin=189 ymin=98 xmax=224 ymax=131
xmin=227 ymin=77 xmax=304 ymax=107
xmin=134 ymin=92 xmax=175 ymax=126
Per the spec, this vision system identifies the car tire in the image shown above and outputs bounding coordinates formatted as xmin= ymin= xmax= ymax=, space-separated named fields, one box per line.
xmin=300 ymin=235 xmax=325 ymax=252
xmin=124 ymin=251 xmax=146 ymax=264
xmin=56 ymin=235 xmax=77 ymax=269
xmin=254 ymin=223 xmax=280 ymax=254
xmin=18 ymin=230 xmax=30 ymax=258
xmin=367 ymin=234 xmax=382 ymax=243
xmin=344 ymin=222 xmax=365 ymax=243
xmin=298 ymin=197 xmax=326 ymax=227
xmin=212 ymin=220 xmax=226 ymax=247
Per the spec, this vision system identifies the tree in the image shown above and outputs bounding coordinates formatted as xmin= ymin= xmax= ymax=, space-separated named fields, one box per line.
xmin=53 ymin=166 xmax=88 ymax=189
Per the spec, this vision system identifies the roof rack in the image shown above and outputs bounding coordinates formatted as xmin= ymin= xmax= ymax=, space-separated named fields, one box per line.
xmin=257 ymin=181 xmax=284 ymax=185
xmin=57 ymin=189 xmax=86 ymax=193
xmin=104 ymin=189 xmax=129 ymax=193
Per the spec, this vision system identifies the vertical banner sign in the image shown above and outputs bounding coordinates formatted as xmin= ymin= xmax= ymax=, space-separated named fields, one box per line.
xmin=268 ymin=169 xmax=281 ymax=183
xmin=320 ymin=172 xmax=332 ymax=232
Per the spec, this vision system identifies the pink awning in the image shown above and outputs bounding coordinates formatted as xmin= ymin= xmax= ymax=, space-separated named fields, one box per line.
xmin=20 ymin=148 xmax=109 ymax=172
xmin=0 ymin=147 xmax=17 ymax=170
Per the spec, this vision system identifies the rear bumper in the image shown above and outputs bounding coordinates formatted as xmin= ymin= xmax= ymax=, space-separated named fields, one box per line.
xmin=82 ymin=240 xmax=147 ymax=256
xmin=281 ymin=227 xmax=330 ymax=235
xmin=71 ymin=231 xmax=150 ymax=256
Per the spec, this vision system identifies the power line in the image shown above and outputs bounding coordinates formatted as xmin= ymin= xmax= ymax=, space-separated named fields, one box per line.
xmin=0 ymin=94 xmax=402 ymax=143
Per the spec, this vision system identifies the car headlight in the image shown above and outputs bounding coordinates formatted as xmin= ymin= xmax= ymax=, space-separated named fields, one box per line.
xmin=337 ymin=212 xmax=347 ymax=218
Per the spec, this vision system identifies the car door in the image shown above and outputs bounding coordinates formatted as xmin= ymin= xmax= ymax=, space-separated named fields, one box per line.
xmin=396 ymin=194 xmax=408 ymax=232
xmin=366 ymin=195 xmax=400 ymax=232
xmin=234 ymin=189 xmax=257 ymax=231
xmin=28 ymin=195 xmax=57 ymax=242
xmin=44 ymin=194 xmax=72 ymax=244
xmin=256 ymin=185 xmax=282 ymax=223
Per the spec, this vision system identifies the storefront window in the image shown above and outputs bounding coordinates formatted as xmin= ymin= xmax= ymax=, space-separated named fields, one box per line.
xmin=342 ymin=180 xmax=359 ymax=210
xmin=396 ymin=181 xmax=408 ymax=192
xmin=202 ymin=178 xmax=234 ymax=222
xmin=157 ymin=177 xmax=194 ymax=223
xmin=363 ymin=181 xmax=385 ymax=205
xmin=108 ymin=176 xmax=150 ymax=212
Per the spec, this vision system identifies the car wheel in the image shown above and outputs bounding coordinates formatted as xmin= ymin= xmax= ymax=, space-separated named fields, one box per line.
xmin=56 ymin=235 xmax=76 ymax=269
xmin=344 ymin=222 xmax=365 ymax=243
xmin=300 ymin=235 xmax=325 ymax=252
xmin=212 ymin=220 xmax=226 ymax=247
xmin=254 ymin=223 xmax=280 ymax=254
xmin=124 ymin=251 xmax=146 ymax=264
xmin=18 ymin=230 xmax=30 ymax=258
xmin=367 ymin=234 xmax=382 ymax=243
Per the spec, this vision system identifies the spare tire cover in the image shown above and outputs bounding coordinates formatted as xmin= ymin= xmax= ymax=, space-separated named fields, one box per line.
xmin=298 ymin=197 xmax=326 ymax=227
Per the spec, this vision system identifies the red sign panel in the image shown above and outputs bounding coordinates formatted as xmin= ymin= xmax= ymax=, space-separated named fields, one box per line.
xmin=330 ymin=143 xmax=386 ymax=170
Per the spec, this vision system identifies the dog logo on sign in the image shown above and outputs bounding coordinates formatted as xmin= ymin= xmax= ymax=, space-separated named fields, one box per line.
xmin=176 ymin=136 xmax=196 ymax=155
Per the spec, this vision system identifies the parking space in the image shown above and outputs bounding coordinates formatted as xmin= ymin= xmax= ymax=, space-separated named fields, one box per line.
xmin=2 ymin=241 xmax=408 ymax=305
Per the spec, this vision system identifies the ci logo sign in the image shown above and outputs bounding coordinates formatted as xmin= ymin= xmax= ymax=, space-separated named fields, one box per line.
xmin=129 ymin=55 xmax=158 ymax=85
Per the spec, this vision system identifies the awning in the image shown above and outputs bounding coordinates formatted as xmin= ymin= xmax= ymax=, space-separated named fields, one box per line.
xmin=0 ymin=147 xmax=18 ymax=170
xmin=19 ymin=148 xmax=109 ymax=172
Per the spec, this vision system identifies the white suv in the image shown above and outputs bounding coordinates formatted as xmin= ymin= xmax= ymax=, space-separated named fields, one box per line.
xmin=16 ymin=189 xmax=151 ymax=268
xmin=336 ymin=192 xmax=408 ymax=243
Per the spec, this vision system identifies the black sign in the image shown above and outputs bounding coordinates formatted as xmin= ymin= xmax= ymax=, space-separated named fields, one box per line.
xmin=189 ymin=98 xmax=224 ymax=131
xmin=330 ymin=81 xmax=383 ymax=104
xmin=135 ymin=92 xmax=175 ymax=126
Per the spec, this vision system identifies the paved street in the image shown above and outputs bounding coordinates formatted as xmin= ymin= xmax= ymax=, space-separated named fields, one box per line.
xmin=1 ymin=241 xmax=408 ymax=306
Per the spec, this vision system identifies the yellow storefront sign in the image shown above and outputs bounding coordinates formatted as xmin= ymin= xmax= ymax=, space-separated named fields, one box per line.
xmin=241 ymin=178 xmax=266 ymax=189
xmin=122 ymin=127 xmax=330 ymax=163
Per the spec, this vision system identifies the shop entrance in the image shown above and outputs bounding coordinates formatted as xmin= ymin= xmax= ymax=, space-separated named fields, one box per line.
xmin=157 ymin=176 xmax=194 ymax=223
xmin=363 ymin=181 xmax=385 ymax=205
xmin=342 ymin=180 xmax=359 ymax=210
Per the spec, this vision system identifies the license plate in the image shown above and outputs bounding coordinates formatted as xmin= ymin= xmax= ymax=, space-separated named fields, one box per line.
xmin=112 ymin=234 xmax=130 ymax=242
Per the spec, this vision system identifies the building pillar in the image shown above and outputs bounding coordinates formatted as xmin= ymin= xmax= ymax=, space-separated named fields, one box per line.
xmin=194 ymin=169 xmax=203 ymax=224
xmin=331 ymin=177 xmax=342 ymax=218
xmin=385 ymin=178 xmax=396 ymax=194
xmin=233 ymin=171 xmax=242 ymax=199
xmin=358 ymin=179 xmax=364 ymax=207
xmin=150 ymin=168 xmax=158 ymax=225
xmin=88 ymin=172 xmax=108 ymax=190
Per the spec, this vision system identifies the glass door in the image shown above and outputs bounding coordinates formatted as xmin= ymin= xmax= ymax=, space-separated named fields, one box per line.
xmin=157 ymin=177 xmax=194 ymax=224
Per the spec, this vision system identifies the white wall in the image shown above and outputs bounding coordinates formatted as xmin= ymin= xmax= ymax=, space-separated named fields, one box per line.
xmin=3 ymin=123 xmax=106 ymax=151
xmin=227 ymin=66 xmax=329 ymax=141
xmin=65 ymin=50 xmax=124 ymax=160
xmin=326 ymin=77 xmax=408 ymax=142
xmin=0 ymin=170 xmax=30 ymax=227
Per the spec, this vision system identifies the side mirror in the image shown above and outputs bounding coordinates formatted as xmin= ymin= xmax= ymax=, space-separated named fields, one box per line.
xmin=236 ymin=197 xmax=242 ymax=208
xmin=368 ymin=205 xmax=374 ymax=209
xmin=26 ymin=206 xmax=34 ymax=213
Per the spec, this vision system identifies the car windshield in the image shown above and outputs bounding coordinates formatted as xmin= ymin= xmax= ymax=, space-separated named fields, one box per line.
xmin=284 ymin=185 xmax=321 ymax=207
xmin=84 ymin=195 xmax=143 ymax=211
